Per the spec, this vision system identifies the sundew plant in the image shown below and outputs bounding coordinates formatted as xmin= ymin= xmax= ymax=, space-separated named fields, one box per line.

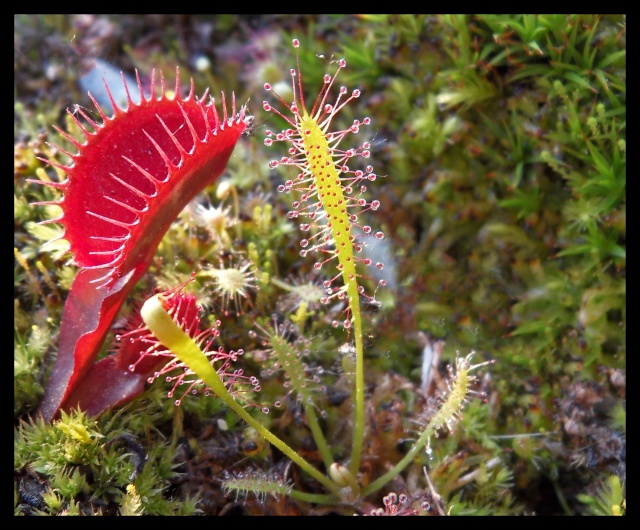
xmin=15 ymin=15 xmax=625 ymax=516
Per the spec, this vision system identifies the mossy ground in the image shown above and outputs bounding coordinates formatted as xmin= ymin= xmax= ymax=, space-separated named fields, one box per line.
xmin=15 ymin=15 xmax=625 ymax=515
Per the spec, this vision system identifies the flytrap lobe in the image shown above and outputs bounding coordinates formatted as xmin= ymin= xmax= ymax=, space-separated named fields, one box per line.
xmin=263 ymin=38 xmax=385 ymax=330
xmin=30 ymin=67 xmax=251 ymax=421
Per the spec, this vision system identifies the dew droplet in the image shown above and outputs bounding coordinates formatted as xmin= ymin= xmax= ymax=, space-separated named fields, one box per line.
xmin=262 ymin=407 xmax=270 ymax=414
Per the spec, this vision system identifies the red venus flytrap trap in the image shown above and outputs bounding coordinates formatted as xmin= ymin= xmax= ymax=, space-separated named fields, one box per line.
xmin=30 ymin=68 xmax=251 ymax=422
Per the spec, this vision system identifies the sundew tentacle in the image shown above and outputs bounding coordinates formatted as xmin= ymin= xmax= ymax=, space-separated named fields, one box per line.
xmin=263 ymin=38 xmax=384 ymax=478
xmin=121 ymin=280 xmax=260 ymax=407
xmin=263 ymin=39 xmax=384 ymax=329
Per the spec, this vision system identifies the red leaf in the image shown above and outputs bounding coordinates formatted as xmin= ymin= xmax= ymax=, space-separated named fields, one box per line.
xmin=62 ymin=356 xmax=153 ymax=418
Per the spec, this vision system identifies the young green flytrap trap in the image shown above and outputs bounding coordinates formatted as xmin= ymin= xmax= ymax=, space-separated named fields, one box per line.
xmin=33 ymin=38 xmax=492 ymax=511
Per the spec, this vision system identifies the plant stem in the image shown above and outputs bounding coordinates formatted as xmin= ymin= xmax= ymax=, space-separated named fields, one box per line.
xmin=287 ymin=489 xmax=337 ymax=505
xmin=304 ymin=403 xmax=334 ymax=471
xmin=348 ymin=292 xmax=365 ymax=478
xmin=360 ymin=414 xmax=436 ymax=497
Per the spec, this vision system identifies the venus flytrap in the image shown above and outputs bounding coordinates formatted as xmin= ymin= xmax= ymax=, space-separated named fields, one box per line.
xmin=30 ymin=67 xmax=250 ymax=422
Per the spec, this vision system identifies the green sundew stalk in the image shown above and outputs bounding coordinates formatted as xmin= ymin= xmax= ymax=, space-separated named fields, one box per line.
xmin=140 ymin=294 xmax=341 ymax=495
xmin=298 ymin=113 xmax=361 ymax=309
xmin=264 ymin=39 xmax=385 ymax=479
xmin=224 ymin=469 xmax=338 ymax=506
